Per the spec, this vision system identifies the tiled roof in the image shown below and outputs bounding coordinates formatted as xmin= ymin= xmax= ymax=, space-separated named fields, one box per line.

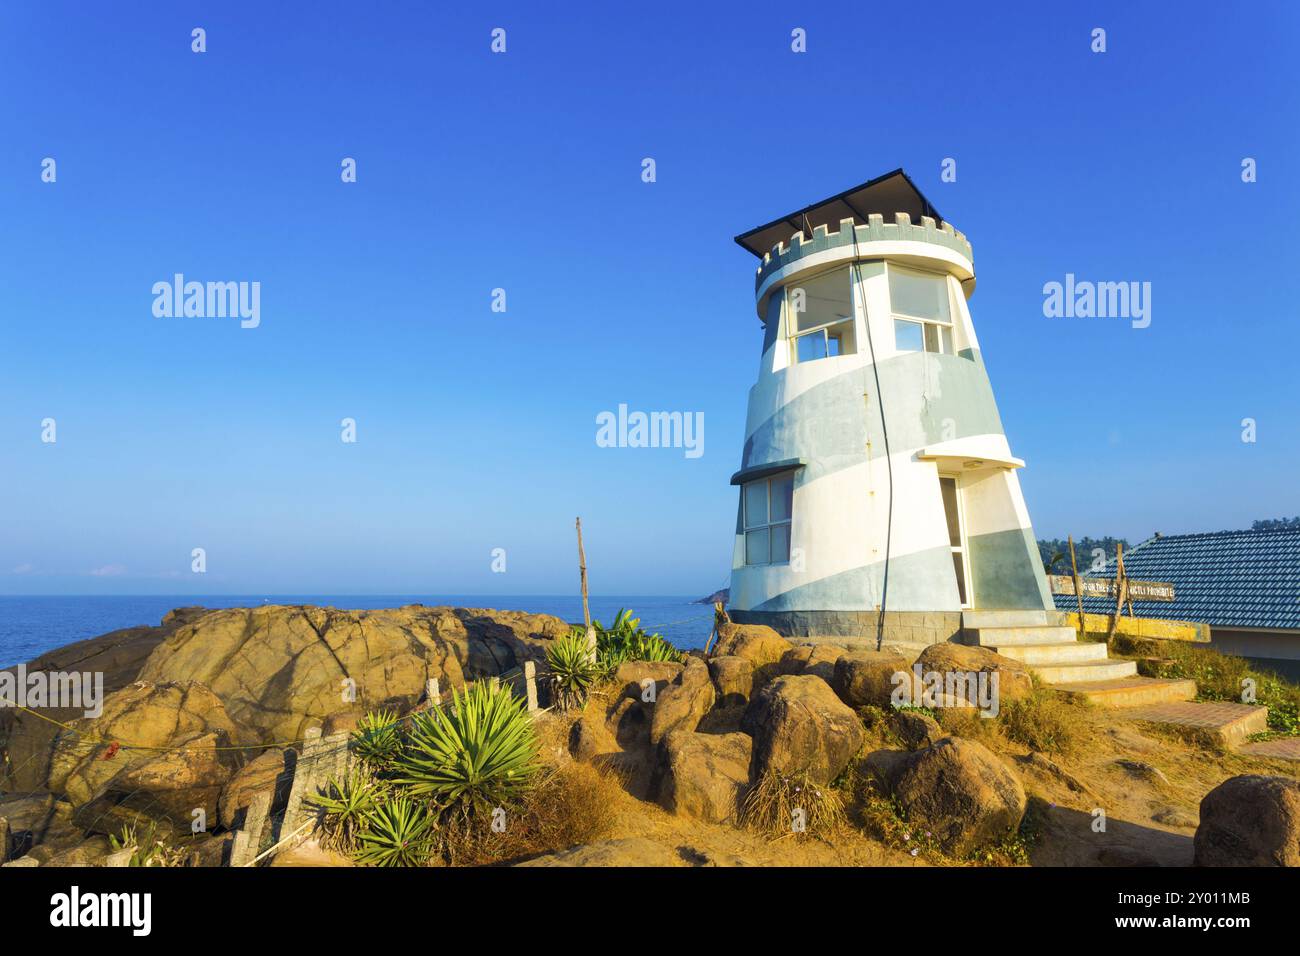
xmin=1052 ymin=528 xmax=1300 ymax=631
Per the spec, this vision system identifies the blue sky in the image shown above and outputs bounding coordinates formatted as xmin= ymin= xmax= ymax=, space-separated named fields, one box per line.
xmin=1 ymin=1 xmax=1297 ymax=596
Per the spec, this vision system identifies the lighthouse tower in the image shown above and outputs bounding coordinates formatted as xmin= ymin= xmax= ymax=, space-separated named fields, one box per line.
xmin=727 ymin=170 xmax=1052 ymax=645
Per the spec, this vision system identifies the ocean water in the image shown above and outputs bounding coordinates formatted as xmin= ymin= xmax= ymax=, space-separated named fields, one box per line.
xmin=0 ymin=595 xmax=717 ymax=669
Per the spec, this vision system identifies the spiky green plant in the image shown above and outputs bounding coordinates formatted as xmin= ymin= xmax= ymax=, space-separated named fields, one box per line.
xmin=308 ymin=768 xmax=383 ymax=852
xmin=354 ymin=796 xmax=435 ymax=867
xmin=350 ymin=708 xmax=403 ymax=771
xmin=546 ymin=632 xmax=602 ymax=711
xmin=593 ymin=608 xmax=684 ymax=667
xmin=393 ymin=680 xmax=540 ymax=814
xmin=108 ymin=821 xmax=184 ymax=867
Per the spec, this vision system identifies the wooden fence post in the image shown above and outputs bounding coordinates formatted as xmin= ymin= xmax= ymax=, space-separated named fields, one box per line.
xmin=1068 ymin=535 xmax=1085 ymax=639
xmin=576 ymin=517 xmax=596 ymax=661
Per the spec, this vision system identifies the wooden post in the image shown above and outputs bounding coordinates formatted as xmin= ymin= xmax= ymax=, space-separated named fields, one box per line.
xmin=1107 ymin=543 xmax=1127 ymax=642
xmin=522 ymin=660 xmax=538 ymax=713
xmin=1068 ymin=536 xmax=1086 ymax=640
xmin=426 ymin=677 xmax=441 ymax=707
xmin=576 ymin=517 xmax=595 ymax=660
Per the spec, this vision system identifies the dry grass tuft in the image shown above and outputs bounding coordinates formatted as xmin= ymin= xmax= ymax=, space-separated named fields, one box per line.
xmin=1000 ymin=688 xmax=1093 ymax=757
xmin=740 ymin=769 xmax=845 ymax=840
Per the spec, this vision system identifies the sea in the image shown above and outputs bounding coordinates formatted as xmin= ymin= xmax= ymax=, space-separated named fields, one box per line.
xmin=0 ymin=595 xmax=717 ymax=669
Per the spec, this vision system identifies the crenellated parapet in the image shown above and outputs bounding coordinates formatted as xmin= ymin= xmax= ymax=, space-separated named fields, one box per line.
xmin=754 ymin=213 xmax=972 ymax=291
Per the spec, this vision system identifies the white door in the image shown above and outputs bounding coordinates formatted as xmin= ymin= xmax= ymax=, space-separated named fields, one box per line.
xmin=939 ymin=475 xmax=972 ymax=607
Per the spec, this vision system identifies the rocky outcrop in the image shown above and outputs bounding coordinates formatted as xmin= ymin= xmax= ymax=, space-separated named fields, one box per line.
xmin=45 ymin=681 xmax=254 ymax=837
xmin=655 ymin=731 xmax=752 ymax=824
xmin=135 ymin=605 xmax=569 ymax=743
xmin=889 ymin=710 xmax=943 ymax=750
xmin=888 ymin=737 xmax=1027 ymax=856
xmin=742 ymin=675 xmax=865 ymax=786
xmin=832 ymin=648 xmax=914 ymax=708
xmin=778 ymin=644 xmax=846 ymax=682
xmin=913 ymin=643 xmax=1033 ymax=702
xmin=712 ymin=623 xmax=793 ymax=668
xmin=648 ymin=658 xmax=715 ymax=746
xmin=516 ymin=836 xmax=684 ymax=867
xmin=708 ymin=656 xmax=754 ymax=706
xmin=1194 ymin=775 xmax=1300 ymax=867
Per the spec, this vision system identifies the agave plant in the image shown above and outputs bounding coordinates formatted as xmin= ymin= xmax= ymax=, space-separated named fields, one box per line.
xmin=393 ymin=679 xmax=540 ymax=814
xmin=350 ymin=708 xmax=403 ymax=771
xmin=354 ymin=795 xmax=435 ymax=867
xmin=308 ymin=768 xmax=382 ymax=852
xmin=546 ymin=632 xmax=602 ymax=711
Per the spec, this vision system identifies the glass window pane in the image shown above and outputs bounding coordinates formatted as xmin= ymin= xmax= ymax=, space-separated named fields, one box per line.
xmin=745 ymin=528 xmax=770 ymax=566
xmin=924 ymin=322 xmax=940 ymax=353
xmin=770 ymin=523 xmax=790 ymax=563
xmin=769 ymin=474 xmax=793 ymax=522
xmin=940 ymin=477 xmax=961 ymax=546
xmin=744 ymin=481 xmax=768 ymax=528
xmin=889 ymin=267 xmax=951 ymax=322
xmin=894 ymin=319 xmax=923 ymax=352
xmin=941 ymin=325 xmax=954 ymax=355
xmin=952 ymin=552 xmax=967 ymax=605
xmin=796 ymin=331 xmax=828 ymax=363
xmin=791 ymin=267 xmax=852 ymax=333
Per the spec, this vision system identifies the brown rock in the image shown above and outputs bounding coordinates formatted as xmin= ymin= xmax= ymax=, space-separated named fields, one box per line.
xmin=832 ymin=648 xmax=914 ymax=708
xmin=713 ymin=623 xmax=793 ymax=667
xmin=778 ymin=644 xmax=847 ymax=682
xmin=568 ymin=707 xmax=620 ymax=763
xmin=742 ymin=675 xmax=865 ymax=785
xmin=708 ymin=655 xmax=754 ymax=705
xmin=613 ymin=660 xmax=684 ymax=706
xmin=890 ymin=736 xmax=1027 ymax=856
xmin=218 ymin=748 xmax=293 ymax=830
xmin=890 ymin=709 xmax=943 ymax=750
xmin=656 ymin=731 xmax=752 ymax=823
xmin=1194 ymin=775 xmax=1300 ymax=867
xmin=913 ymin=643 xmax=1033 ymax=703
xmin=516 ymin=837 xmax=684 ymax=867
xmin=649 ymin=658 xmax=715 ymax=745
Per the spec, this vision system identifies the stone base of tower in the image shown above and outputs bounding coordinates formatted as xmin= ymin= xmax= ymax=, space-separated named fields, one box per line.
xmin=729 ymin=608 xmax=963 ymax=648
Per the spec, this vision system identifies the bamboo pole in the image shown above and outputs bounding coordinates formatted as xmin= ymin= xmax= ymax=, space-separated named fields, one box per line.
xmin=1107 ymin=543 xmax=1127 ymax=642
xmin=1068 ymin=535 xmax=1085 ymax=640
xmin=576 ymin=517 xmax=595 ymax=659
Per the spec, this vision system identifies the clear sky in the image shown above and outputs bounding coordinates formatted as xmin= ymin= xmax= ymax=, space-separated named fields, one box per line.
xmin=1 ymin=1 xmax=1297 ymax=596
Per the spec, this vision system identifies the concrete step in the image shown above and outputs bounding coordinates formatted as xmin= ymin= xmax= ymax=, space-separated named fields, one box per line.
xmin=993 ymin=641 xmax=1110 ymax=666
xmin=1035 ymin=659 xmax=1138 ymax=684
xmin=1127 ymin=701 xmax=1269 ymax=747
xmin=968 ymin=625 xmax=1077 ymax=647
xmin=962 ymin=609 xmax=1066 ymax=629
xmin=1052 ymin=677 xmax=1198 ymax=708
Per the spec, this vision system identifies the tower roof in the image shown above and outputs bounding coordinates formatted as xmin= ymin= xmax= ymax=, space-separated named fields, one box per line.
xmin=734 ymin=168 xmax=944 ymax=257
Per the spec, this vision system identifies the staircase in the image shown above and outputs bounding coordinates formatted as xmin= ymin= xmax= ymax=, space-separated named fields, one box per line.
xmin=959 ymin=609 xmax=1196 ymax=707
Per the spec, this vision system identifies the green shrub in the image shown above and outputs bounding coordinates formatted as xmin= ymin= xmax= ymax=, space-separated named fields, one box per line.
xmin=350 ymin=708 xmax=403 ymax=772
xmin=1148 ymin=643 xmax=1300 ymax=734
xmin=545 ymin=633 xmax=602 ymax=711
xmin=354 ymin=796 xmax=436 ymax=868
xmin=393 ymin=680 xmax=540 ymax=814
xmin=308 ymin=768 xmax=383 ymax=852
xmin=592 ymin=608 xmax=684 ymax=667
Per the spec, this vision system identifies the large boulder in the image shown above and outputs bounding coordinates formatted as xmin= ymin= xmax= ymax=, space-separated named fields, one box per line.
xmin=1194 ymin=775 xmax=1300 ymax=867
xmin=832 ymin=648 xmax=915 ymax=708
xmin=516 ymin=837 xmax=683 ymax=867
xmin=649 ymin=658 xmax=715 ymax=746
xmin=778 ymin=644 xmax=847 ymax=682
xmin=889 ymin=737 xmax=1027 ymax=856
xmin=45 ymin=681 xmax=254 ymax=836
xmin=218 ymin=748 xmax=293 ymax=830
xmin=613 ymin=660 xmax=684 ymax=706
xmin=742 ymin=675 xmax=865 ymax=785
xmin=708 ymin=656 xmax=754 ymax=706
xmin=134 ymin=604 xmax=569 ymax=743
xmin=913 ymin=643 xmax=1033 ymax=703
xmin=656 ymin=731 xmax=752 ymax=823
xmin=712 ymin=623 xmax=793 ymax=668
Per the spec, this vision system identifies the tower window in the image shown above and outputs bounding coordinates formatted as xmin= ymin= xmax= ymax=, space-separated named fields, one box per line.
xmin=786 ymin=267 xmax=856 ymax=364
xmin=742 ymin=472 xmax=794 ymax=565
xmin=889 ymin=265 xmax=955 ymax=355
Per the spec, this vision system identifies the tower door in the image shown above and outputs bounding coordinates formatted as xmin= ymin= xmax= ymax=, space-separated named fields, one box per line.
xmin=939 ymin=475 xmax=972 ymax=607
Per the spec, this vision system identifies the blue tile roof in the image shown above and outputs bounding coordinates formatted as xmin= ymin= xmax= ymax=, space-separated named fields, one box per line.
xmin=1052 ymin=528 xmax=1300 ymax=631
